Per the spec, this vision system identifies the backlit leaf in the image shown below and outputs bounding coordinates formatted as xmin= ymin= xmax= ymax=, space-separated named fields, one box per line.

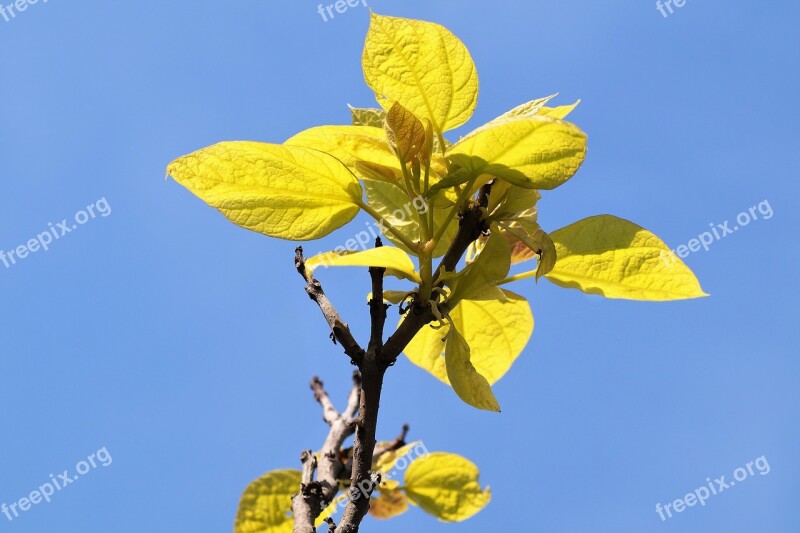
xmin=349 ymin=105 xmax=386 ymax=128
xmin=546 ymin=215 xmax=708 ymax=300
xmin=363 ymin=13 xmax=479 ymax=133
xmin=285 ymin=125 xmax=398 ymax=173
xmin=538 ymin=99 xmax=580 ymax=119
xmin=305 ymin=247 xmax=420 ymax=283
xmin=445 ymin=327 xmax=500 ymax=411
xmin=234 ymin=469 xmax=300 ymax=533
xmin=403 ymin=291 xmax=533 ymax=386
xmin=385 ymin=102 xmax=426 ymax=161
xmin=449 ymin=117 xmax=587 ymax=190
xmin=370 ymin=488 xmax=409 ymax=520
xmin=460 ymin=94 xmax=557 ymax=142
xmin=447 ymin=229 xmax=510 ymax=306
xmin=404 ymin=452 xmax=491 ymax=522
xmin=168 ymin=142 xmax=362 ymax=241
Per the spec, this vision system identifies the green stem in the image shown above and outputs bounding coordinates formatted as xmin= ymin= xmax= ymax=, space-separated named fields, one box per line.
xmin=499 ymin=270 xmax=537 ymax=285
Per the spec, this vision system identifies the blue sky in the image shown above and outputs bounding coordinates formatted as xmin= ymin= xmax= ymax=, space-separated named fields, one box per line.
xmin=1 ymin=1 xmax=798 ymax=532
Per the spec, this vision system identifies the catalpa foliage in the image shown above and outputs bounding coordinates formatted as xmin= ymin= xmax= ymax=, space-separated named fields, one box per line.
xmin=167 ymin=12 xmax=706 ymax=532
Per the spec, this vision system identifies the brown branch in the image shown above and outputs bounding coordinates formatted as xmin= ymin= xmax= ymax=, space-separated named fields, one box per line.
xmin=295 ymin=246 xmax=365 ymax=366
xmin=291 ymin=373 xmax=362 ymax=533
xmin=291 ymin=450 xmax=322 ymax=533
xmin=337 ymin=360 xmax=385 ymax=532
xmin=368 ymin=237 xmax=388 ymax=353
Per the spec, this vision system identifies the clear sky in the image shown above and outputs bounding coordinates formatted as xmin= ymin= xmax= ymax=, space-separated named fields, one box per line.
xmin=1 ymin=1 xmax=798 ymax=532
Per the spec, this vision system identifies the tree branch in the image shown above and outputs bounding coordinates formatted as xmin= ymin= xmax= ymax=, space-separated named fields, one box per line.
xmin=291 ymin=450 xmax=322 ymax=533
xmin=295 ymin=246 xmax=366 ymax=366
xmin=291 ymin=373 xmax=362 ymax=533
xmin=368 ymin=238 xmax=388 ymax=354
xmin=337 ymin=360 xmax=385 ymax=532
xmin=380 ymin=201 xmax=489 ymax=365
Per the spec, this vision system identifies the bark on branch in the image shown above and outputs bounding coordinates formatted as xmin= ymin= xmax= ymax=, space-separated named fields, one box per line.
xmin=292 ymin=373 xmax=362 ymax=533
xmin=295 ymin=246 xmax=366 ymax=366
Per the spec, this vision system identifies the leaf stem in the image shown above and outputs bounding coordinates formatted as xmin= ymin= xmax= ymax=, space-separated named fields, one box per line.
xmin=499 ymin=270 xmax=537 ymax=285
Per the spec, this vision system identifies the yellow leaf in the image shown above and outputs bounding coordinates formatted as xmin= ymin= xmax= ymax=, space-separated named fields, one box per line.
xmin=448 ymin=228 xmax=510 ymax=305
xmin=167 ymin=142 xmax=362 ymax=241
xmin=234 ymin=469 xmax=300 ymax=533
xmin=305 ymin=247 xmax=421 ymax=283
xmin=449 ymin=117 xmax=587 ymax=190
xmin=349 ymin=105 xmax=386 ymax=128
xmin=403 ymin=452 xmax=491 ymax=522
xmin=460 ymin=94 xmax=557 ymax=142
xmin=373 ymin=441 xmax=422 ymax=475
xmin=376 ymin=290 xmax=411 ymax=305
xmin=445 ymin=327 xmax=500 ymax=411
xmin=404 ymin=291 xmax=532 ymax=386
xmin=385 ymin=102 xmax=426 ymax=161
xmin=363 ymin=13 xmax=479 ymax=133
xmin=285 ymin=125 xmax=398 ymax=173
xmin=355 ymin=160 xmax=399 ymax=184
xmin=500 ymin=217 xmax=557 ymax=278
xmin=546 ymin=215 xmax=708 ymax=300
xmin=538 ymin=99 xmax=580 ymax=119
xmin=487 ymin=181 xmax=540 ymax=217
xmin=369 ymin=488 xmax=409 ymax=520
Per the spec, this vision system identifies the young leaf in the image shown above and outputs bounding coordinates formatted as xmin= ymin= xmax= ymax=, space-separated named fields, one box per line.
xmin=447 ymin=228 xmax=511 ymax=306
xmin=234 ymin=469 xmax=300 ymax=533
xmin=403 ymin=291 xmax=533 ymax=386
xmin=384 ymin=102 xmax=426 ymax=161
xmin=546 ymin=215 xmax=708 ymax=300
xmin=285 ymin=125 xmax=398 ymax=173
xmin=305 ymin=247 xmax=421 ymax=283
xmin=445 ymin=326 xmax=501 ymax=412
xmin=486 ymin=181 xmax=540 ymax=219
xmin=349 ymin=105 xmax=386 ymax=128
xmin=500 ymin=218 xmax=557 ymax=278
xmin=403 ymin=452 xmax=491 ymax=522
xmin=363 ymin=13 xmax=479 ymax=133
xmin=449 ymin=117 xmax=587 ymax=190
xmin=167 ymin=142 xmax=362 ymax=241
